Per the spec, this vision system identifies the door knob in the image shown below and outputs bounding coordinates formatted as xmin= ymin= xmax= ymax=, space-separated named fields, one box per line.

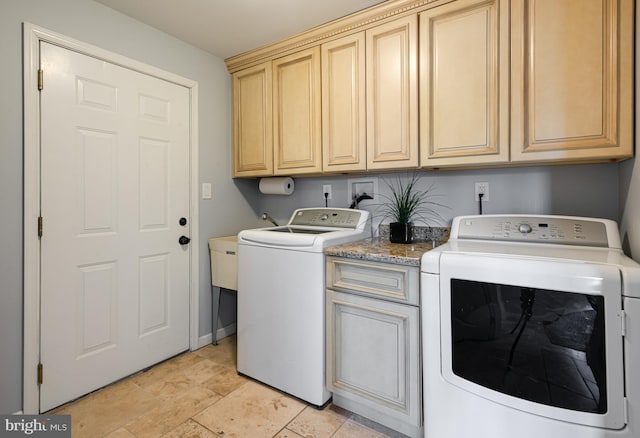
xmin=179 ymin=235 xmax=191 ymax=245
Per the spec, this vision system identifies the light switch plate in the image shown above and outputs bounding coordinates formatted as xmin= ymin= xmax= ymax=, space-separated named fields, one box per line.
xmin=202 ymin=183 xmax=212 ymax=199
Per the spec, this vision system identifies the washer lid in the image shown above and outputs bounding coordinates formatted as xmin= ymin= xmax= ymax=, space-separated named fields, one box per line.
xmin=238 ymin=227 xmax=369 ymax=252
xmin=238 ymin=208 xmax=371 ymax=252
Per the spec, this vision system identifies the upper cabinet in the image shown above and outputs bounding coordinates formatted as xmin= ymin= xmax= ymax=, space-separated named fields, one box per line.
xmin=272 ymin=47 xmax=323 ymax=175
xmin=321 ymin=33 xmax=367 ymax=172
xmin=227 ymin=0 xmax=634 ymax=178
xmin=366 ymin=15 xmax=419 ymax=170
xmin=510 ymin=0 xmax=633 ymax=163
xmin=419 ymin=0 xmax=509 ymax=168
xmin=232 ymin=62 xmax=273 ymax=177
xmin=322 ymin=16 xmax=419 ymax=173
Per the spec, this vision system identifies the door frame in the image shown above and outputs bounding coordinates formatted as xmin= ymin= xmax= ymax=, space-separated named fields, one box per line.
xmin=22 ymin=23 xmax=200 ymax=414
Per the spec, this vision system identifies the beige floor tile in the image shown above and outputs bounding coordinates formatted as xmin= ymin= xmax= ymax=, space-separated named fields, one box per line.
xmin=53 ymin=380 xmax=163 ymax=438
xmin=124 ymin=386 xmax=221 ymax=438
xmin=200 ymin=362 xmax=248 ymax=396
xmin=193 ymin=380 xmax=306 ymax=437
xmin=141 ymin=373 xmax=197 ymax=401
xmin=161 ymin=419 xmax=218 ymax=438
xmin=46 ymin=336 xmax=395 ymax=438
xmin=285 ymin=405 xmax=349 ymax=438
xmin=105 ymin=427 xmax=137 ymax=438
xmin=104 ymin=428 xmax=137 ymax=438
xmin=132 ymin=352 xmax=219 ymax=400
xmin=194 ymin=337 xmax=237 ymax=368
xmin=169 ymin=350 xmax=209 ymax=368
xmin=181 ymin=358 xmax=228 ymax=384
xmin=274 ymin=428 xmax=305 ymax=438
xmin=332 ymin=419 xmax=390 ymax=438
xmin=130 ymin=353 xmax=204 ymax=390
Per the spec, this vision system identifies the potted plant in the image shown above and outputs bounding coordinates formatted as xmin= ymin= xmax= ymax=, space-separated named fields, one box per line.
xmin=378 ymin=173 xmax=446 ymax=244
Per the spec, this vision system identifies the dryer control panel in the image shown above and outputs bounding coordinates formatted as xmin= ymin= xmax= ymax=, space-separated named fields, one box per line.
xmin=453 ymin=215 xmax=615 ymax=247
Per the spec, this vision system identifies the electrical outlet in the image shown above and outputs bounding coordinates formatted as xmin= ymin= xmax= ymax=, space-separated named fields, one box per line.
xmin=475 ymin=182 xmax=490 ymax=201
xmin=322 ymin=184 xmax=332 ymax=200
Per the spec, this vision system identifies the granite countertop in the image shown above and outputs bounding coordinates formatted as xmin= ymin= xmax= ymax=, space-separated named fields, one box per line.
xmin=324 ymin=238 xmax=442 ymax=266
xmin=325 ymin=225 xmax=450 ymax=266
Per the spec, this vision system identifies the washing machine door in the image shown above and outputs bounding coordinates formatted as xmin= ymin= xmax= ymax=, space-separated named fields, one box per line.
xmin=438 ymin=252 xmax=626 ymax=429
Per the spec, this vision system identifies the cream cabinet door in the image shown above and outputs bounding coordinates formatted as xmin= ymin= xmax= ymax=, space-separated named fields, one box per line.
xmin=326 ymin=289 xmax=421 ymax=436
xmin=366 ymin=15 xmax=418 ymax=170
xmin=232 ymin=62 xmax=273 ymax=177
xmin=322 ymin=33 xmax=367 ymax=172
xmin=511 ymin=0 xmax=633 ymax=163
xmin=273 ymin=47 xmax=322 ymax=174
xmin=420 ymin=0 xmax=509 ymax=168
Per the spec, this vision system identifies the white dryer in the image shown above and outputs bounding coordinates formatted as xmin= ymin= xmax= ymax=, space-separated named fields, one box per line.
xmin=237 ymin=208 xmax=370 ymax=406
xmin=421 ymin=215 xmax=640 ymax=438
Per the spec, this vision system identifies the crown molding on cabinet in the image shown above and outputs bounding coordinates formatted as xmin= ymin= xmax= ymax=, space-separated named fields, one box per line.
xmin=224 ymin=0 xmax=451 ymax=73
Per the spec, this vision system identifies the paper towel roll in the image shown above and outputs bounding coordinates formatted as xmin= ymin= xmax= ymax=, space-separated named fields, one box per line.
xmin=259 ymin=177 xmax=295 ymax=195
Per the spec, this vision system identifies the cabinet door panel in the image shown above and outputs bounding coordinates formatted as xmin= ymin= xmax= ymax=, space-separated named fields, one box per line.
xmin=273 ymin=47 xmax=322 ymax=174
xmin=335 ymin=301 xmax=406 ymax=402
xmin=420 ymin=0 xmax=509 ymax=167
xmin=322 ymin=33 xmax=367 ymax=172
xmin=327 ymin=257 xmax=419 ymax=305
xmin=326 ymin=289 xmax=421 ymax=428
xmin=511 ymin=0 xmax=633 ymax=162
xmin=366 ymin=15 xmax=418 ymax=170
xmin=233 ymin=62 xmax=273 ymax=176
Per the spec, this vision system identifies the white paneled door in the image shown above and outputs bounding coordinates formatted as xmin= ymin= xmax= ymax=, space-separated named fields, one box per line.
xmin=39 ymin=42 xmax=190 ymax=411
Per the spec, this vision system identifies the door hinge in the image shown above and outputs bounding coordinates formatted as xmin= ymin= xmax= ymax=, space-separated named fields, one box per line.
xmin=38 ymin=69 xmax=43 ymax=91
xmin=621 ymin=309 xmax=626 ymax=337
xmin=37 ymin=363 xmax=43 ymax=385
xmin=38 ymin=216 xmax=43 ymax=239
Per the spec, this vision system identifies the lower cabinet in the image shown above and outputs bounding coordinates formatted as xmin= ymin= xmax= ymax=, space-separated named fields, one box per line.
xmin=326 ymin=257 xmax=422 ymax=437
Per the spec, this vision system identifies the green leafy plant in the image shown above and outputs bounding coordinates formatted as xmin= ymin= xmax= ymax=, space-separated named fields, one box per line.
xmin=377 ymin=173 xmax=447 ymax=225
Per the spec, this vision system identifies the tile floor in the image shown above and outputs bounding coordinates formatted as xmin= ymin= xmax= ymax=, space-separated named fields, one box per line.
xmin=51 ymin=335 xmax=396 ymax=438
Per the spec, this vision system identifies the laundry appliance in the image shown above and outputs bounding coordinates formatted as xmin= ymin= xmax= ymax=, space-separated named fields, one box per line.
xmin=237 ymin=208 xmax=371 ymax=406
xmin=421 ymin=215 xmax=640 ymax=438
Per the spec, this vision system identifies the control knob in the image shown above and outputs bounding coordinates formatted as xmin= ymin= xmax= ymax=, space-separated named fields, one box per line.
xmin=518 ymin=223 xmax=533 ymax=234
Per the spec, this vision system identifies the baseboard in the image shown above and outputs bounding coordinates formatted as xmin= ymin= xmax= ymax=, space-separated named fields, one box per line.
xmin=12 ymin=411 xmax=23 ymax=415
xmin=196 ymin=323 xmax=237 ymax=349
xmin=217 ymin=323 xmax=237 ymax=340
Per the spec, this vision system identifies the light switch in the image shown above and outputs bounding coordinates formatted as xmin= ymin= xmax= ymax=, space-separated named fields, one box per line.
xmin=202 ymin=183 xmax=212 ymax=200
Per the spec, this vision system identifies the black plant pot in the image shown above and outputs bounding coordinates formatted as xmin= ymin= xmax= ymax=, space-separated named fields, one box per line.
xmin=389 ymin=222 xmax=413 ymax=244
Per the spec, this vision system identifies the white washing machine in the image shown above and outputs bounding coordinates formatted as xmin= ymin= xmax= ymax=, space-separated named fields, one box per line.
xmin=421 ymin=215 xmax=640 ymax=438
xmin=237 ymin=208 xmax=370 ymax=406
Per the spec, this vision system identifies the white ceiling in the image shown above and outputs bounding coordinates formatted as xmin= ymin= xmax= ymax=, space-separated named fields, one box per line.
xmin=95 ymin=0 xmax=388 ymax=60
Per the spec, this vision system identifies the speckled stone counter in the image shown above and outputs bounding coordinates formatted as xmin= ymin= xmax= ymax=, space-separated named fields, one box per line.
xmin=377 ymin=224 xmax=450 ymax=243
xmin=326 ymin=226 xmax=450 ymax=266
xmin=325 ymin=238 xmax=439 ymax=266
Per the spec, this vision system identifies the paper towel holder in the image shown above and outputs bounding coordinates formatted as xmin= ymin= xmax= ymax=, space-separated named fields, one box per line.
xmin=259 ymin=177 xmax=295 ymax=195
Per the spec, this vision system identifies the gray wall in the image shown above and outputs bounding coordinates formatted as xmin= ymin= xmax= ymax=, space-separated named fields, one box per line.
xmin=619 ymin=5 xmax=640 ymax=261
xmin=0 ymin=0 xmax=260 ymax=414
xmin=255 ymin=164 xmax=620 ymax=233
